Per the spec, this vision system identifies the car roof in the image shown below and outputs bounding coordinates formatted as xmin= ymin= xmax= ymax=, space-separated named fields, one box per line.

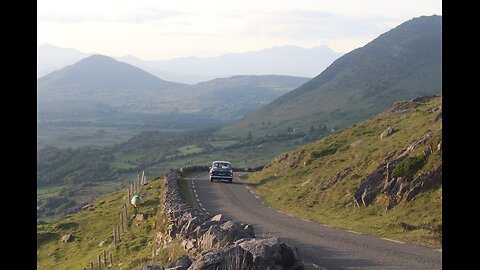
xmin=212 ymin=160 xmax=231 ymax=164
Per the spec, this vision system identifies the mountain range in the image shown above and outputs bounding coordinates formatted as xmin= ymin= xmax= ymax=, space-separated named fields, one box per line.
xmin=37 ymin=55 xmax=309 ymax=123
xmin=37 ymin=44 xmax=341 ymax=84
xmin=221 ymin=15 xmax=442 ymax=137
xmin=117 ymin=45 xmax=342 ymax=84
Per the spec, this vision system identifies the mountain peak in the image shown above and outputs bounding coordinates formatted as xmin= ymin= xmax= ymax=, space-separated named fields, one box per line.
xmin=77 ymin=54 xmax=118 ymax=64
xmin=38 ymin=54 xmax=185 ymax=93
xmin=222 ymin=15 xmax=442 ymax=137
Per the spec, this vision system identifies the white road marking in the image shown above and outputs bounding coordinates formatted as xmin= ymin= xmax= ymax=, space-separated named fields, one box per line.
xmin=346 ymin=230 xmax=362 ymax=235
xmin=382 ymin=238 xmax=405 ymax=244
xmin=436 ymin=249 xmax=442 ymax=252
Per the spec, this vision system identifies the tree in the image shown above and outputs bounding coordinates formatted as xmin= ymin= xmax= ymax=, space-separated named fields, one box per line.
xmin=247 ymin=130 xmax=253 ymax=140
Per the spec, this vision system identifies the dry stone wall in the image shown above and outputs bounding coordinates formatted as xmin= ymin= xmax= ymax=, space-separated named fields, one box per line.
xmin=155 ymin=168 xmax=303 ymax=270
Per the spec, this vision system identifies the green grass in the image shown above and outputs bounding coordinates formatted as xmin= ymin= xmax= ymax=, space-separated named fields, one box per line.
xmin=37 ymin=178 xmax=186 ymax=269
xmin=37 ymin=124 xmax=144 ymax=150
xmin=37 ymin=185 xmax=65 ymax=200
xmin=177 ymin=144 xmax=204 ymax=155
xmin=110 ymin=153 xmax=145 ymax=170
xmin=245 ymin=97 xmax=442 ymax=248
xmin=208 ymin=140 xmax=239 ymax=148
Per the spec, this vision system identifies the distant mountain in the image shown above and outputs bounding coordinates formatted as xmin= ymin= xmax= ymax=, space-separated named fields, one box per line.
xmin=37 ymin=56 xmax=309 ymax=124
xmin=37 ymin=55 xmax=187 ymax=119
xmin=176 ymin=75 xmax=310 ymax=120
xmin=117 ymin=45 xmax=341 ymax=84
xmin=222 ymin=15 xmax=442 ymax=137
xmin=38 ymin=44 xmax=340 ymax=84
xmin=37 ymin=44 xmax=90 ymax=78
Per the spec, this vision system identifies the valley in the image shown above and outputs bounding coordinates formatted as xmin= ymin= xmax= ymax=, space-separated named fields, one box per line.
xmin=37 ymin=14 xmax=443 ymax=270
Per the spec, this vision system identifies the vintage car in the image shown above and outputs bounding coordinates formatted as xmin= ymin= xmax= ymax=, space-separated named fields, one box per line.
xmin=209 ymin=161 xmax=233 ymax=183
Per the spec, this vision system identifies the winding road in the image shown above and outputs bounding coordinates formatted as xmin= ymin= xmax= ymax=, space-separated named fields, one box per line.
xmin=188 ymin=172 xmax=441 ymax=270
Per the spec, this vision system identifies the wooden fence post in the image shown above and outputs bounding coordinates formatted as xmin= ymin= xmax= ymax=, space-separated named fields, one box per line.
xmin=98 ymin=253 xmax=101 ymax=269
xmin=124 ymin=203 xmax=128 ymax=221
xmin=90 ymin=261 xmax=94 ymax=270
xmin=110 ymin=253 xmax=113 ymax=267
xmin=119 ymin=213 xmax=122 ymax=235
xmin=113 ymin=227 xmax=116 ymax=246
xmin=117 ymin=225 xmax=120 ymax=241
xmin=103 ymin=250 xmax=107 ymax=268
xmin=120 ymin=213 xmax=124 ymax=234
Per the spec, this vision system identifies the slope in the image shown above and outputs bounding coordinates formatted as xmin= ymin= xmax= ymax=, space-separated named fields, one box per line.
xmin=244 ymin=95 xmax=442 ymax=248
xmin=222 ymin=15 xmax=442 ymax=137
xmin=37 ymin=177 xmax=187 ymax=269
xmin=177 ymin=75 xmax=310 ymax=120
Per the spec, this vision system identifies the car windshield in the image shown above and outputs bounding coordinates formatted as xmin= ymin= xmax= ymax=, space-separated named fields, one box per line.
xmin=214 ymin=162 xmax=231 ymax=168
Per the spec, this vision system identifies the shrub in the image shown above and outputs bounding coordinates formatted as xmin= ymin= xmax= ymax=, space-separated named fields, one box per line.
xmin=392 ymin=155 xmax=426 ymax=180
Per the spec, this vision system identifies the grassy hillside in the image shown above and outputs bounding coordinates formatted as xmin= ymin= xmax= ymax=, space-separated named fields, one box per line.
xmin=222 ymin=15 xmax=442 ymax=138
xmin=37 ymin=177 xmax=186 ymax=269
xmin=244 ymin=96 xmax=442 ymax=248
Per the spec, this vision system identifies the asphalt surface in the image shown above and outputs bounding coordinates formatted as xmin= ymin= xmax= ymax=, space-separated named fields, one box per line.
xmin=190 ymin=172 xmax=442 ymax=270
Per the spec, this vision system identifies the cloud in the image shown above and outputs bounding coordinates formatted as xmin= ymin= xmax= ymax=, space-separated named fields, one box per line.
xmin=38 ymin=13 xmax=104 ymax=24
xmin=109 ymin=8 xmax=184 ymax=23
xmin=241 ymin=10 xmax=401 ymax=40
xmin=38 ymin=8 xmax=184 ymax=24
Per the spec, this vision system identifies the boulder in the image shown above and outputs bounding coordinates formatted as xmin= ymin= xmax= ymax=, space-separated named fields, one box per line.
xmin=432 ymin=108 xmax=442 ymax=122
xmin=61 ymin=234 xmax=72 ymax=243
xmin=182 ymin=239 xmax=196 ymax=251
xmin=136 ymin=214 xmax=144 ymax=221
xmin=350 ymin=139 xmax=363 ymax=147
xmin=142 ymin=266 xmax=164 ymax=270
xmin=167 ymin=255 xmax=192 ymax=270
xmin=188 ymin=245 xmax=253 ymax=270
xmin=380 ymin=127 xmax=395 ymax=139
xmin=236 ymin=237 xmax=303 ymax=269
xmin=211 ymin=214 xmax=222 ymax=222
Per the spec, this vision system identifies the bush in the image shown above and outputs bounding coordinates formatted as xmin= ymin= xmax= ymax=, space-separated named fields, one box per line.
xmin=392 ymin=155 xmax=426 ymax=180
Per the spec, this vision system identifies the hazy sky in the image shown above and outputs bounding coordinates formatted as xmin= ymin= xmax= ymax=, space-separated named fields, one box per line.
xmin=38 ymin=0 xmax=441 ymax=60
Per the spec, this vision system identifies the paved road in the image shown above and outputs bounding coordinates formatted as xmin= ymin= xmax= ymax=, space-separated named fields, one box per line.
xmin=190 ymin=172 xmax=442 ymax=270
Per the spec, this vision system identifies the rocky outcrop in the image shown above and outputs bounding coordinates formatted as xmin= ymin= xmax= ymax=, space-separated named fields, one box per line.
xmin=167 ymin=255 xmax=193 ymax=269
xmin=384 ymin=95 xmax=439 ymax=114
xmin=405 ymin=164 xmax=442 ymax=202
xmin=380 ymin=127 xmax=395 ymax=139
xmin=432 ymin=108 xmax=442 ymax=122
xmin=321 ymin=167 xmax=352 ymax=191
xmin=354 ymin=132 xmax=442 ymax=209
xmin=155 ymin=168 xmax=304 ymax=270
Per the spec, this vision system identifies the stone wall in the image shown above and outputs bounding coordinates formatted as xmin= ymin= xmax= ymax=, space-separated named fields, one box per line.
xmin=154 ymin=168 xmax=303 ymax=270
